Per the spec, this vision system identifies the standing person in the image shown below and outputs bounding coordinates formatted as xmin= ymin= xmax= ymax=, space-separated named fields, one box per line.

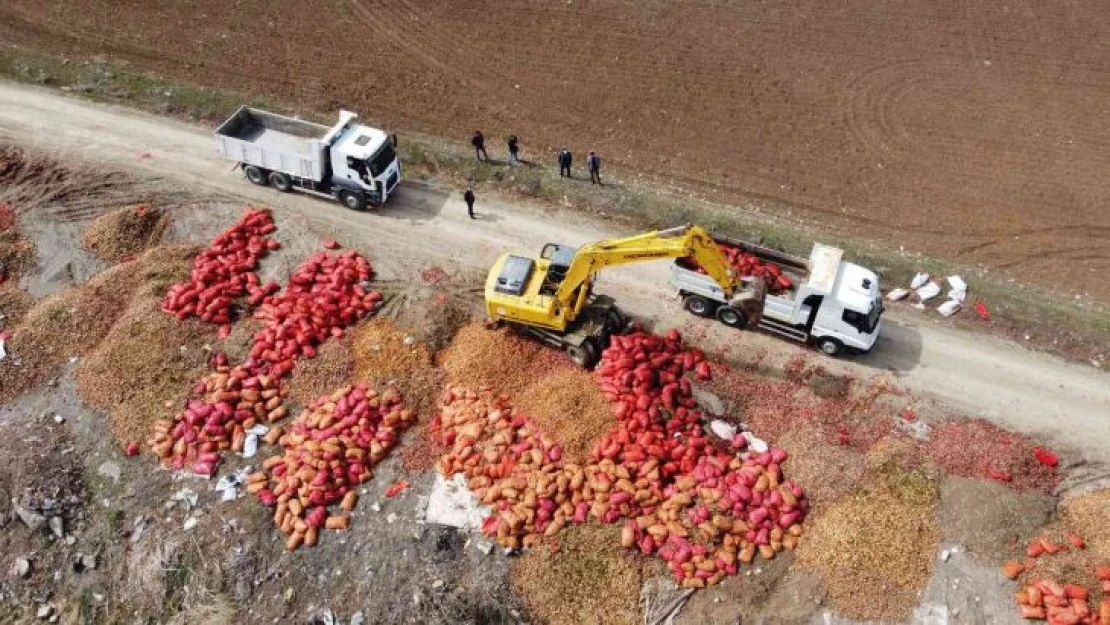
xmin=507 ymin=135 xmax=520 ymax=165
xmin=587 ymin=150 xmax=601 ymax=185
xmin=463 ymin=187 xmax=476 ymax=219
xmin=471 ymin=131 xmax=489 ymax=162
xmin=558 ymin=147 xmax=572 ymax=178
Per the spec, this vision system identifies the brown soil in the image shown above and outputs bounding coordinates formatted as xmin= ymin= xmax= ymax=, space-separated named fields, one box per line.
xmin=4 ymin=3 xmax=1110 ymax=300
xmin=285 ymin=333 xmax=355 ymax=407
xmin=350 ymin=318 xmax=442 ymax=420
xmin=0 ymin=244 xmax=198 ymax=403
xmin=795 ymin=449 xmax=942 ymax=622
xmin=776 ymin=428 xmax=868 ymax=513
xmin=939 ymin=476 xmax=1056 ymax=564
xmin=81 ymin=205 xmax=171 ymax=262
xmin=1060 ymin=488 xmax=1110 ymax=560
xmin=438 ymin=323 xmax=565 ymax=400
xmin=74 ymin=294 xmax=214 ymax=448
xmin=511 ymin=524 xmax=643 ymax=625
xmin=513 ymin=368 xmax=614 ymax=464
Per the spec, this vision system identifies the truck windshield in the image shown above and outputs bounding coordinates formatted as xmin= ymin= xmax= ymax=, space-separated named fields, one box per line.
xmin=367 ymin=142 xmax=396 ymax=177
xmin=842 ymin=300 xmax=883 ymax=334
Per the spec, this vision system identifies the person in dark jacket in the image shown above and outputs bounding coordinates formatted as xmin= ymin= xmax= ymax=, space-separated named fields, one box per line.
xmin=463 ymin=187 xmax=476 ymax=219
xmin=587 ymin=150 xmax=601 ymax=184
xmin=507 ymin=135 xmax=520 ymax=165
xmin=471 ymin=131 xmax=489 ymax=162
xmin=558 ymin=148 xmax=572 ymax=177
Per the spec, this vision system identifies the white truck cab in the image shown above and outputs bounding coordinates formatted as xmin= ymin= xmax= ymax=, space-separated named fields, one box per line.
xmin=216 ymin=107 xmax=401 ymax=210
xmin=672 ymin=240 xmax=883 ymax=356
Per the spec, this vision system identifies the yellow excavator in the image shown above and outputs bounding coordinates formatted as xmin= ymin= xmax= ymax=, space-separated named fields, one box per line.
xmin=485 ymin=224 xmax=765 ymax=367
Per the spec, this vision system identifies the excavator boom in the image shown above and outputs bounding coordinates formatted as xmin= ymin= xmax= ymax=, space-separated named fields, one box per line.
xmin=553 ymin=225 xmax=737 ymax=309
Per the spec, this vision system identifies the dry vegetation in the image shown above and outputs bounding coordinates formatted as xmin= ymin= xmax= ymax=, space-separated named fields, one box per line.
xmin=0 ymin=283 xmax=34 ymax=328
xmin=512 ymin=525 xmax=644 ymax=625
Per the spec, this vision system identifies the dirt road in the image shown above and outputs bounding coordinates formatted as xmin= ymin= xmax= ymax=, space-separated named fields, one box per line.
xmin=2 ymin=81 xmax=1108 ymax=465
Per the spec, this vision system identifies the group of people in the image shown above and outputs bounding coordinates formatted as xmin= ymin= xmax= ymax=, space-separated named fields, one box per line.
xmin=557 ymin=147 xmax=602 ymax=185
xmin=462 ymin=130 xmax=605 ymax=220
xmin=470 ymin=130 xmax=603 ymax=183
xmin=470 ymin=130 xmax=521 ymax=165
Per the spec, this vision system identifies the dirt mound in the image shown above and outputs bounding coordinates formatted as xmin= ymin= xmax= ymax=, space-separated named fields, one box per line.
xmin=776 ymin=428 xmax=868 ymax=512
xmin=796 ymin=450 xmax=941 ymax=621
xmin=286 ymin=334 xmax=355 ymax=407
xmin=352 ymin=319 xmax=434 ymax=379
xmin=514 ymin=368 xmax=613 ymax=464
xmin=439 ymin=323 xmax=565 ymax=399
xmin=74 ymin=294 xmax=214 ymax=448
xmin=1060 ymin=488 xmax=1110 ymax=560
xmin=939 ymin=476 xmax=1055 ymax=564
xmin=351 ymin=318 xmax=442 ymax=420
xmin=0 ymin=244 xmax=198 ymax=403
xmin=511 ymin=524 xmax=643 ymax=625
xmin=82 ymin=205 xmax=171 ymax=262
xmin=0 ymin=284 xmax=34 ymax=329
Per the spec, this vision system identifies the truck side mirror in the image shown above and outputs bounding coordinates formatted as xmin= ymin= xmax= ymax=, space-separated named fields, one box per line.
xmin=391 ymin=133 xmax=398 ymax=147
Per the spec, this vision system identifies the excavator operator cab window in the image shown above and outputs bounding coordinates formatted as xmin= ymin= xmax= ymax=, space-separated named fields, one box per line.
xmin=540 ymin=244 xmax=578 ymax=291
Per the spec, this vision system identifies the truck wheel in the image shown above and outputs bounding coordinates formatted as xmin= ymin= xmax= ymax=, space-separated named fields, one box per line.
xmin=715 ymin=306 xmax=749 ymax=329
xmin=683 ymin=295 xmax=716 ymax=318
xmin=567 ymin=341 xmax=598 ymax=369
xmin=244 ymin=165 xmax=268 ymax=186
xmin=817 ymin=337 xmax=843 ymax=356
xmin=269 ymin=172 xmax=293 ymax=192
xmin=339 ymin=191 xmax=366 ymax=211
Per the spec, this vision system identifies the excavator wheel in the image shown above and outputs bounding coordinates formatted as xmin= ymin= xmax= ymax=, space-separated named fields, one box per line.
xmin=567 ymin=340 xmax=599 ymax=369
xmin=715 ymin=306 xmax=749 ymax=329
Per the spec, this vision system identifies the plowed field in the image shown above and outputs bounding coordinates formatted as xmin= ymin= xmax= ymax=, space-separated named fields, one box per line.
xmin=3 ymin=1 xmax=1110 ymax=297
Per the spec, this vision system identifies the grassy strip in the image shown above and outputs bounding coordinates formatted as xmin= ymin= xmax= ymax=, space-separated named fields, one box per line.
xmin=2 ymin=48 xmax=1107 ymax=361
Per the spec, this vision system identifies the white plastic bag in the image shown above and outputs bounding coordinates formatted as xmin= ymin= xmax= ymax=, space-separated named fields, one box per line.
xmin=886 ymin=288 xmax=909 ymax=301
xmin=916 ymin=281 xmax=941 ymax=301
xmin=937 ymin=299 xmax=961 ymax=317
xmin=910 ymin=272 xmax=930 ymax=290
xmin=946 ymin=275 xmax=967 ymax=292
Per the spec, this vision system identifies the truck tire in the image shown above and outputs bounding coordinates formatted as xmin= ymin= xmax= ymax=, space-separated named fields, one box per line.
xmin=683 ymin=295 xmax=716 ymax=318
xmin=339 ymin=191 xmax=366 ymax=211
xmin=715 ymin=306 xmax=749 ymax=329
xmin=567 ymin=340 xmax=598 ymax=369
xmin=269 ymin=172 xmax=293 ymax=192
xmin=816 ymin=337 xmax=843 ymax=356
xmin=244 ymin=165 xmax=268 ymax=186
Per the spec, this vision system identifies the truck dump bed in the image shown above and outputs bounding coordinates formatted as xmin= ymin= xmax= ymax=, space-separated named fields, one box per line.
xmin=215 ymin=107 xmax=330 ymax=181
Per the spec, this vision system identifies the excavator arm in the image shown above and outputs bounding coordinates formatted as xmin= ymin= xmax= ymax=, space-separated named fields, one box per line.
xmin=553 ymin=224 xmax=738 ymax=319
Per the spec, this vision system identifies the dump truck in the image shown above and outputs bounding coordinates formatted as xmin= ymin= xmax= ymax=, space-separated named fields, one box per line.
xmin=215 ymin=107 xmax=401 ymax=210
xmin=485 ymin=224 xmax=765 ymax=368
xmin=671 ymin=236 xmax=883 ymax=355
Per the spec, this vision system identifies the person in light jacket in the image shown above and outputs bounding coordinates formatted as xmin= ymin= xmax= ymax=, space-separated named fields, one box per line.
xmin=587 ymin=150 xmax=601 ymax=185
